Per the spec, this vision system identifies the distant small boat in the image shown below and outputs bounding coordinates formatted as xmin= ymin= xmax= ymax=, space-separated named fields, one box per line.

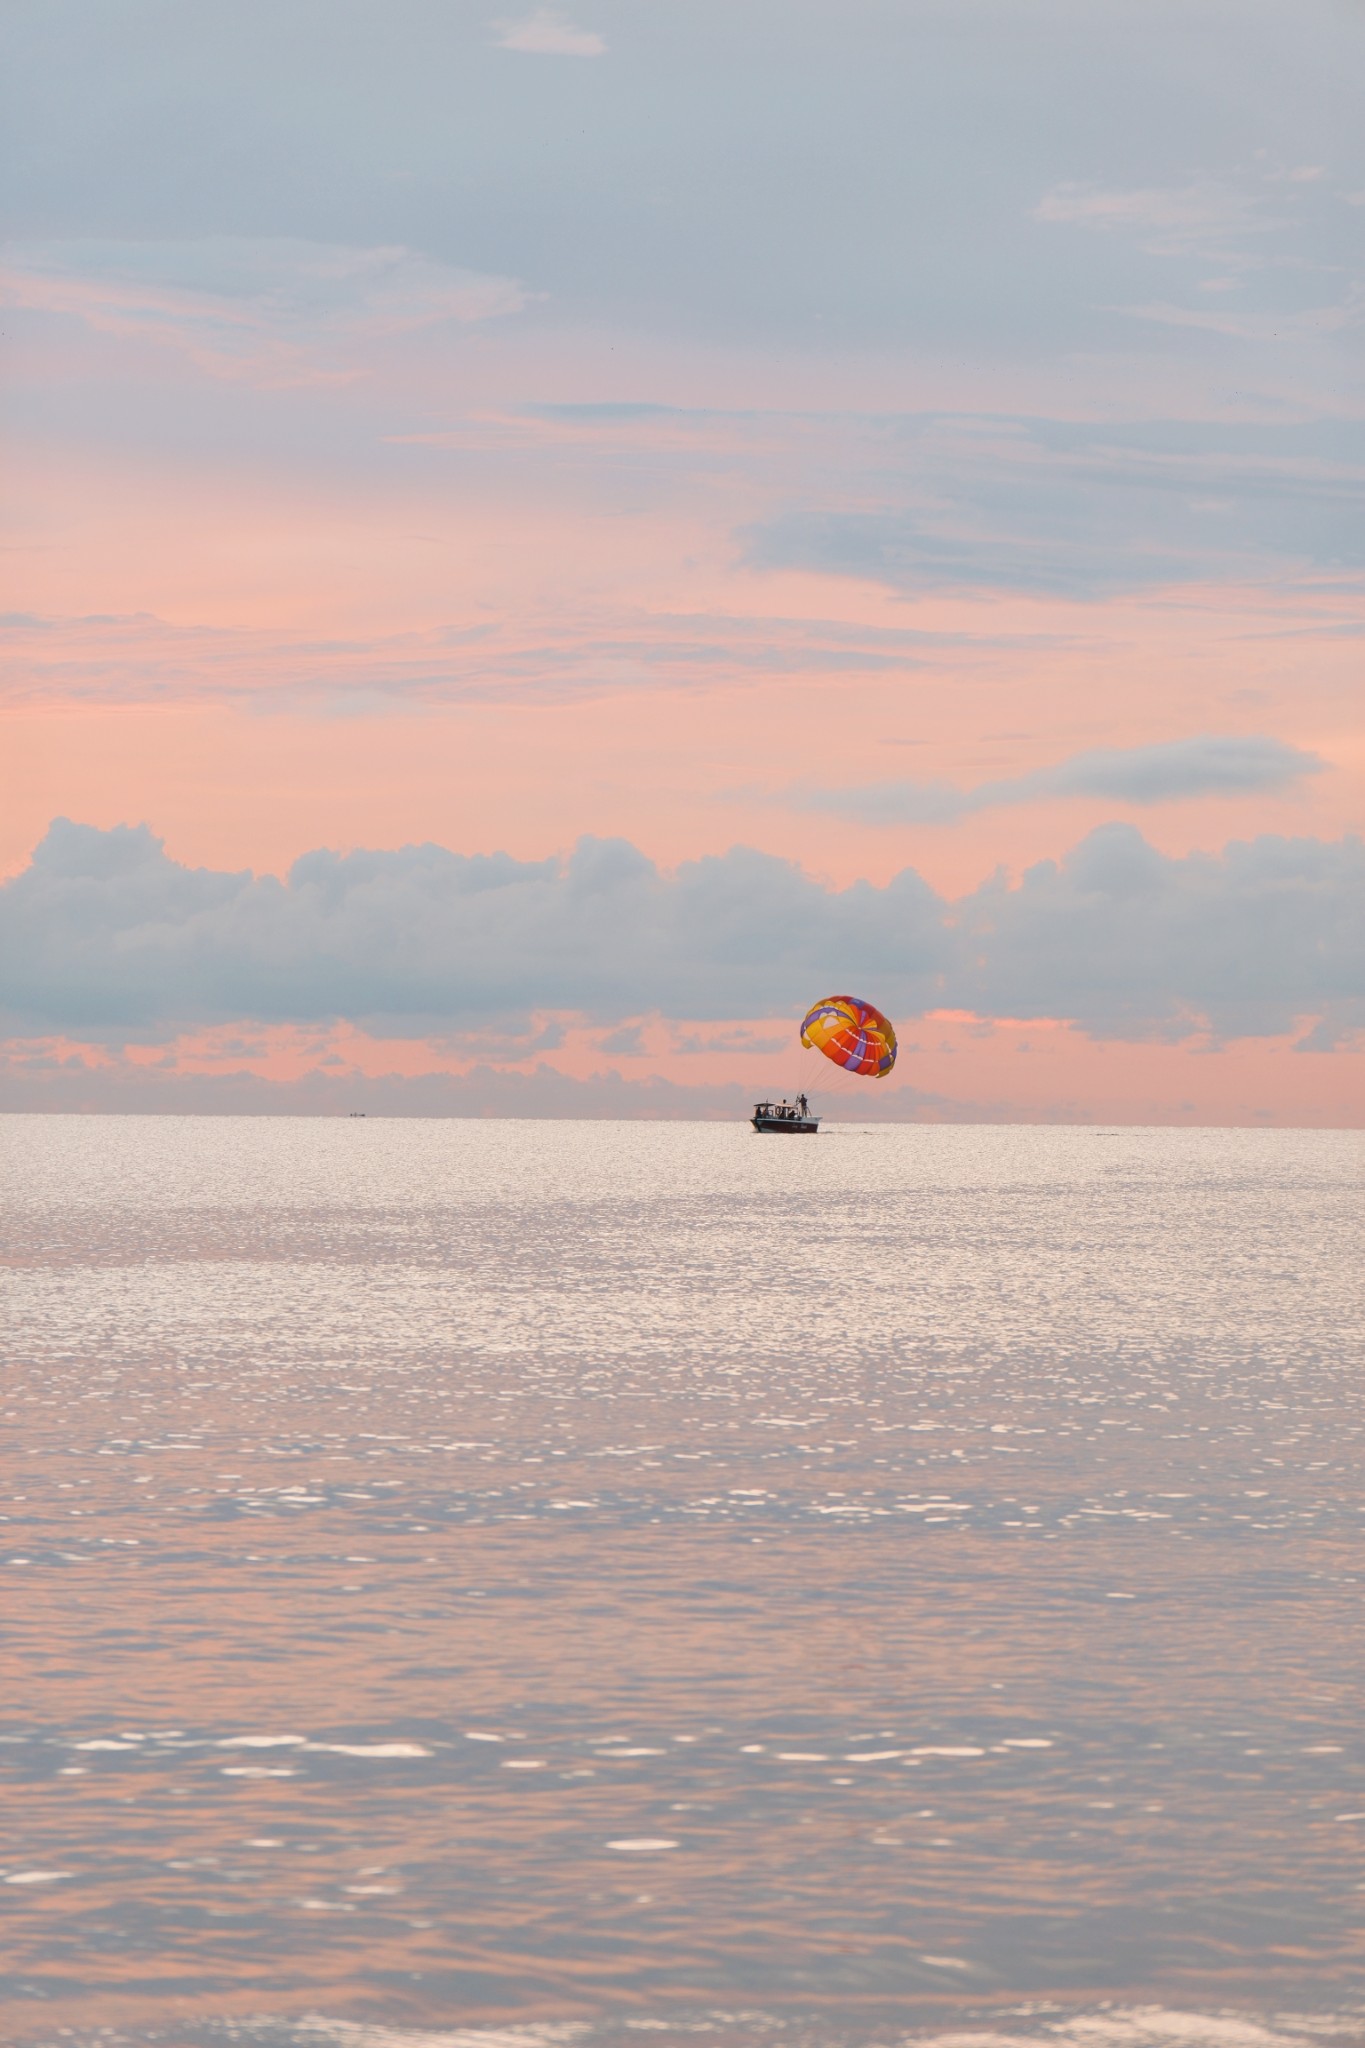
xmin=751 ymin=1095 xmax=819 ymax=1134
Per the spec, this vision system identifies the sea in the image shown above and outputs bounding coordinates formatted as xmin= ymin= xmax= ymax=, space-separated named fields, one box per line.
xmin=2 ymin=1114 xmax=1363 ymax=2048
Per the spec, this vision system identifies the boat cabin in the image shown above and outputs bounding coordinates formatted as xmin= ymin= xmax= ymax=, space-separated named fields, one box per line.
xmin=751 ymin=1094 xmax=819 ymax=1133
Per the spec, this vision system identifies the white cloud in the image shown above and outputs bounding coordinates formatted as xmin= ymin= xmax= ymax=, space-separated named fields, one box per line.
xmin=493 ymin=8 xmax=606 ymax=56
xmin=1117 ymin=294 xmax=1365 ymax=344
xmin=0 ymin=239 xmax=528 ymax=384
xmin=1034 ymin=180 xmax=1275 ymax=264
xmin=796 ymin=735 xmax=1326 ymax=826
xmin=744 ymin=414 xmax=1365 ymax=598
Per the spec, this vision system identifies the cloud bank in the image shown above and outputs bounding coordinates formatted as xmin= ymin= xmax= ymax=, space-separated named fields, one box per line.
xmin=3 ymin=819 xmax=1360 ymax=1048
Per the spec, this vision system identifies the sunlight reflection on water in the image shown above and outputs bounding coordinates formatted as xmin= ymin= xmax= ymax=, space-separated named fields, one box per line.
xmin=1 ymin=1116 xmax=1362 ymax=2047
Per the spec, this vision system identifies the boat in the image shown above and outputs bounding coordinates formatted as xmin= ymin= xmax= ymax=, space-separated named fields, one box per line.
xmin=751 ymin=1094 xmax=819 ymax=1133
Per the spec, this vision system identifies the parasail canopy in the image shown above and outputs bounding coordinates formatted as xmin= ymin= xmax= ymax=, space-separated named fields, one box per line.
xmin=799 ymin=994 xmax=897 ymax=1078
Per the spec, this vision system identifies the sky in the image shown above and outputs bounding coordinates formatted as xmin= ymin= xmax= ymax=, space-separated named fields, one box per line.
xmin=2 ymin=0 xmax=1362 ymax=1122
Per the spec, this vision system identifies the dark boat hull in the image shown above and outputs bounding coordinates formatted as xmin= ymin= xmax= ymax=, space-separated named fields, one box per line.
xmin=751 ymin=1114 xmax=819 ymax=1133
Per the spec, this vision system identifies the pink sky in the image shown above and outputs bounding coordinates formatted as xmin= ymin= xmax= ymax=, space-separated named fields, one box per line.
xmin=2 ymin=3 xmax=1362 ymax=1122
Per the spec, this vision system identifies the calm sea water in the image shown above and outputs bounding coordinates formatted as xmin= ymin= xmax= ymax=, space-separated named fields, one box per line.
xmin=2 ymin=1115 xmax=1363 ymax=2048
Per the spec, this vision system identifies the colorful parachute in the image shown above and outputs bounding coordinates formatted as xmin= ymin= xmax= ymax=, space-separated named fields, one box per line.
xmin=800 ymin=994 xmax=897 ymax=1078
